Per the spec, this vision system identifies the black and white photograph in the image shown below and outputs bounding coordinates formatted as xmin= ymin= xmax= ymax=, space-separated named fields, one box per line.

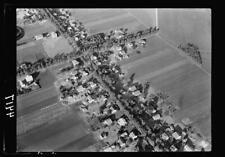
xmin=14 ymin=8 xmax=211 ymax=152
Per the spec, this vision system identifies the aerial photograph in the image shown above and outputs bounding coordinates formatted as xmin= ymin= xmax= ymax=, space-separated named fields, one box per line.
xmin=16 ymin=8 xmax=211 ymax=152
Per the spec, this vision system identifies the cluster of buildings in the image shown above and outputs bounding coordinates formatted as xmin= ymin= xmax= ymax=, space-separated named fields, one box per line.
xmin=17 ymin=8 xmax=46 ymax=25
xmin=33 ymin=30 xmax=60 ymax=40
xmin=47 ymin=9 xmax=88 ymax=42
xmin=17 ymin=73 xmax=40 ymax=96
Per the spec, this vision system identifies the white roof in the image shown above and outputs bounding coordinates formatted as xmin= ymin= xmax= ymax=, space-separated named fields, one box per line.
xmin=172 ymin=132 xmax=181 ymax=140
xmin=25 ymin=75 xmax=33 ymax=82
xmin=184 ymin=145 xmax=193 ymax=151
xmin=77 ymin=86 xmax=85 ymax=92
xmin=161 ymin=133 xmax=169 ymax=140
xmin=103 ymin=147 xmax=113 ymax=152
xmin=128 ymin=86 xmax=136 ymax=92
xmin=198 ymin=140 xmax=209 ymax=148
xmin=132 ymin=90 xmax=141 ymax=96
xmin=121 ymin=132 xmax=128 ymax=137
xmin=51 ymin=32 xmax=57 ymax=38
xmin=34 ymin=35 xmax=43 ymax=40
xmin=153 ymin=114 xmax=161 ymax=120
xmin=103 ymin=119 xmax=112 ymax=126
xmin=129 ymin=132 xmax=137 ymax=140
xmin=118 ymin=118 xmax=127 ymax=126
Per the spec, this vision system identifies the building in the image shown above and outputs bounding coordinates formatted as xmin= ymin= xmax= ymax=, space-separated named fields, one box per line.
xmin=103 ymin=118 xmax=113 ymax=126
xmin=34 ymin=34 xmax=43 ymax=40
xmin=132 ymin=90 xmax=142 ymax=96
xmin=172 ymin=132 xmax=182 ymax=140
xmin=129 ymin=132 xmax=137 ymax=140
xmin=184 ymin=145 xmax=193 ymax=151
xmin=117 ymin=118 xmax=127 ymax=126
xmin=51 ymin=32 xmax=57 ymax=38
xmin=128 ymin=86 xmax=136 ymax=92
xmin=152 ymin=114 xmax=161 ymax=120
xmin=25 ymin=75 xmax=33 ymax=82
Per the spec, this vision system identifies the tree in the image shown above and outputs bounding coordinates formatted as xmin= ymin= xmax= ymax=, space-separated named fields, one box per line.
xmin=143 ymin=81 xmax=151 ymax=98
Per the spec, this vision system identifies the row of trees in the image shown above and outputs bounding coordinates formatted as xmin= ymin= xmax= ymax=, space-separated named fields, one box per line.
xmin=17 ymin=50 xmax=79 ymax=77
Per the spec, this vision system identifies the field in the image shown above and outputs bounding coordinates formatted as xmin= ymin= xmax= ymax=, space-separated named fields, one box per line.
xmin=17 ymin=19 xmax=73 ymax=63
xmin=17 ymin=9 xmax=211 ymax=151
xmin=157 ymin=9 xmax=211 ymax=73
xmin=42 ymin=36 xmax=73 ymax=58
xmin=71 ymin=9 xmax=211 ymax=139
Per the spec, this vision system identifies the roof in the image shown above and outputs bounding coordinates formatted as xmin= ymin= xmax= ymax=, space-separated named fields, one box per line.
xmin=129 ymin=132 xmax=137 ymax=140
xmin=128 ymin=86 xmax=136 ymax=92
xmin=152 ymin=114 xmax=161 ymax=120
xmin=172 ymin=132 xmax=181 ymax=140
xmin=132 ymin=90 xmax=142 ymax=96
xmin=184 ymin=145 xmax=193 ymax=151
xmin=117 ymin=118 xmax=127 ymax=126
xmin=103 ymin=118 xmax=112 ymax=126
xmin=25 ymin=75 xmax=33 ymax=82
xmin=161 ymin=133 xmax=169 ymax=140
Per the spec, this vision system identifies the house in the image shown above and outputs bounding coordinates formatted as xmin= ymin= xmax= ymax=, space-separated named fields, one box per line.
xmin=34 ymin=34 xmax=43 ymax=40
xmin=120 ymin=132 xmax=128 ymax=137
xmin=170 ymin=145 xmax=178 ymax=152
xmin=129 ymin=132 xmax=137 ymax=140
xmin=103 ymin=147 xmax=113 ymax=152
xmin=152 ymin=114 xmax=161 ymax=120
xmin=132 ymin=90 xmax=142 ymax=96
xmin=117 ymin=118 xmax=127 ymax=126
xmin=25 ymin=75 xmax=33 ymax=82
xmin=161 ymin=133 xmax=169 ymax=141
xmin=128 ymin=86 xmax=136 ymax=92
xmin=172 ymin=132 xmax=182 ymax=140
xmin=77 ymin=85 xmax=85 ymax=93
xmin=103 ymin=118 xmax=113 ymax=126
xmin=51 ymin=32 xmax=57 ymax=38
xmin=184 ymin=145 xmax=193 ymax=151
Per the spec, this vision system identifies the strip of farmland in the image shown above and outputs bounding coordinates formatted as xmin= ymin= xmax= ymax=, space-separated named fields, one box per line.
xmin=70 ymin=9 xmax=127 ymax=24
xmin=17 ymin=107 xmax=95 ymax=151
xmin=86 ymin=14 xmax=137 ymax=34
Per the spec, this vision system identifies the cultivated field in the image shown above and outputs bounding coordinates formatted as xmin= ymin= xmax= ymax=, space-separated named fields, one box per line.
xmin=17 ymin=20 xmax=57 ymax=42
xmin=71 ymin=9 xmax=211 ymax=139
xmin=157 ymin=9 xmax=211 ymax=73
xmin=42 ymin=36 xmax=73 ymax=58
xmin=17 ymin=40 xmax=48 ymax=63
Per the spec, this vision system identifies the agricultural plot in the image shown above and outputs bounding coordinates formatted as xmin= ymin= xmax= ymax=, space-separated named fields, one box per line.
xmin=157 ymin=9 xmax=211 ymax=73
xmin=42 ymin=36 xmax=73 ymax=58
xmin=17 ymin=85 xmax=58 ymax=116
xmin=17 ymin=40 xmax=48 ymax=63
xmin=17 ymin=20 xmax=57 ymax=42
xmin=70 ymin=9 xmax=127 ymax=25
xmin=17 ymin=106 xmax=96 ymax=152
xmin=122 ymin=35 xmax=211 ymax=138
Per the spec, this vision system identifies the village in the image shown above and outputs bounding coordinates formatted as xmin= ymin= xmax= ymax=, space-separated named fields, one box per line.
xmin=16 ymin=8 xmax=211 ymax=152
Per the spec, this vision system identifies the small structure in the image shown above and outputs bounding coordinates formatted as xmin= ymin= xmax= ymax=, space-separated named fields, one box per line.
xmin=25 ymin=75 xmax=33 ymax=83
xmin=103 ymin=118 xmax=113 ymax=126
xmin=172 ymin=132 xmax=182 ymax=140
xmin=34 ymin=34 xmax=43 ymax=40
xmin=161 ymin=133 xmax=169 ymax=141
xmin=184 ymin=145 xmax=193 ymax=151
xmin=129 ymin=132 xmax=137 ymax=140
xmin=117 ymin=118 xmax=127 ymax=126
xmin=152 ymin=114 xmax=161 ymax=120
xmin=132 ymin=90 xmax=142 ymax=96
xmin=128 ymin=86 xmax=136 ymax=92
xmin=50 ymin=32 xmax=57 ymax=38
